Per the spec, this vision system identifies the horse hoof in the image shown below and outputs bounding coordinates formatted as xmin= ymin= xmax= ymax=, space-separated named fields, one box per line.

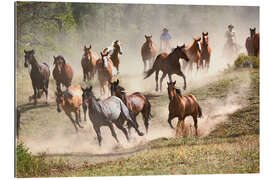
xmin=139 ymin=132 xmax=144 ymax=136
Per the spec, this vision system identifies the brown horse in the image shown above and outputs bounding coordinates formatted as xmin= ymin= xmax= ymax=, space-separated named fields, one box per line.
xmin=55 ymin=85 xmax=84 ymax=133
xmin=246 ymin=28 xmax=260 ymax=57
xmin=96 ymin=49 xmax=117 ymax=96
xmin=53 ymin=55 xmax=73 ymax=92
xmin=200 ymin=32 xmax=211 ymax=70
xmin=182 ymin=37 xmax=202 ymax=71
xmin=110 ymin=79 xmax=152 ymax=133
xmin=144 ymin=44 xmax=189 ymax=91
xmin=110 ymin=40 xmax=123 ymax=73
xmin=141 ymin=35 xmax=157 ymax=72
xmin=24 ymin=50 xmax=50 ymax=104
xmin=81 ymin=44 xmax=97 ymax=81
xmin=167 ymin=81 xmax=202 ymax=137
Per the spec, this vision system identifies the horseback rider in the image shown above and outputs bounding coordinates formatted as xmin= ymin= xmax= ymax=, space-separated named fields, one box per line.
xmin=225 ymin=24 xmax=237 ymax=53
xmin=160 ymin=28 xmax=172 ymax=53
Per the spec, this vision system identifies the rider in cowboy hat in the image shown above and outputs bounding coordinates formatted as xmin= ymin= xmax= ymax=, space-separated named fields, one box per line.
xmin=160 ymin=27 xmax=172 ymax=53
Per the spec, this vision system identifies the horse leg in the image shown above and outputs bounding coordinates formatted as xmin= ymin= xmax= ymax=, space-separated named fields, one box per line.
xmin=108 ymin=124 xmax=119 ymax=143
xmin=93 ymin=126 xmax=102 ymax=146
xmin=83 ymin=70 xmax=86 ymax=82
xmin=43 ymin=81 xmax=49 ymax=104
xmin=192 ymin=115 xmax=198 ymax=137
xmin=155 ymin=70 xmax=159 ymax=92
xmin=76 ymin=109 xmax=83 ymax=125
xmin=143 ymin=60 xmax=146 ymax=72
xmin=66 ymin=112 xmax=78 ymax=133
xmin=115 ymin=121 xmax=130 ymax=142
xmin=142 ymin=105 xmax=150 ymax=133
xmin=177 ymin=70 xmax=187 ymax=90
xmin=175 ymin=119 xmax=182 ymax=138
xmin=159 ymin=72 xmax=167 ymax=92
xmin=168 ymin=113 xmax=175 ymax=129
xmin=82 ymin=102 xmax=87 ymax=121
xmin=31 ymin=82 xmax=37 ymax=105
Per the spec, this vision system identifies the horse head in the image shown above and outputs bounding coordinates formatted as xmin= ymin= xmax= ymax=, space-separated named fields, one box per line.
xmin=167 ymin=81 xmax=177 ymax=101
xmin=174 ymin=44 xmax=189 ymax=62
xmin=113 ymin=40 xmax=123 ymax=55
xmin=110 ymin=79 xmax=125 ymax=96
xmin=24 ymin=49 xmax=35 ymax=68
xmin=193 ymin=37 xmax=202 ymax=53
xmin=145 ymin=35 xmax=153 ymax=47
xmin=250 ymin=28 xmax=256 ymax=38
xmin=83 ymin=44 xmax=92 ymax=60
xmin=202 ymin=32 xmax=209 ymax=45
xmin=54 ymin=55 xmax=66 ymax=73
xmin=81 ymin=86 xmax=93 ymax=102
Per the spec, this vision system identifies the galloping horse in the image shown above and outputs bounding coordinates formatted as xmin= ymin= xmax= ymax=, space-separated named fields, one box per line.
xmin=110 ymin=40 xmax=123 ymax=73
xmin=53 ymin=55 xmax=73 ymax=92
xmin=167 ymin=81 xmax=202 ymax=137
xmin=110 ymin=79 xmax=152 ymax=133
xmin=55 ymin=85 xmax=84 ymax=133
xmin=81 ymin=44 xmax=97 ymax=81
xmin=141 ymin=35 xmax=157 ymax=72
xmin=246 ymin=28 xmax=260 ymax=57
xmin=144 ymin=44 xmax=189 ymax=91
xmin=24 ymin=50 xmax=50 ymax=104
xmin=182 ymin=37 xmax=202 ymax=71
xmin=96 ymin=49 xmax=117 ymax=96
xmin=81 ymin=86 xmax=144 ymax=146
xmin=200 ymin=32 xmax=211 ymax=70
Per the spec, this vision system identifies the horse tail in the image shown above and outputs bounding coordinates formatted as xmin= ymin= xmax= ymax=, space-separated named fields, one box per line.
xmin=144 ymin=55 xmax=160 ymax=79
xmin=198 ymin=104 xmax=202 ymax=118
xmin=188 ymin=94 xmax=202 ymax=118
xmin=119 ymin=99 xmax=144 ymax=136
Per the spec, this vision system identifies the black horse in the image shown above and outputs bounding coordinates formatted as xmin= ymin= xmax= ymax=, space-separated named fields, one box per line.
xmin=24 ymin=50 xmax=50 ymax=104
xmin=82 ymin=86 xmax=144 ymax=146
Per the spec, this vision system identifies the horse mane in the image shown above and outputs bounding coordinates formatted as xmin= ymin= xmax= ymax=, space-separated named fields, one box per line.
xmin=175 ymin=88 xmax=182 ymax=97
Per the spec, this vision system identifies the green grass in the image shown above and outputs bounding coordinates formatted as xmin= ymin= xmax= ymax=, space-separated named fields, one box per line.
xmin=16 ymin=67 xmax=259 ymax=177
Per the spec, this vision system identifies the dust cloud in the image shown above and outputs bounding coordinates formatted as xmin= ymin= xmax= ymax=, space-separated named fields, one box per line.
xmin=19 ymin=3 xmax=258 ymax=158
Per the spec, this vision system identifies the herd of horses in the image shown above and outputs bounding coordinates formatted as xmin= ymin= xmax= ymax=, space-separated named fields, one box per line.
xmin=19 ymin=27 xmax=259 ymax=146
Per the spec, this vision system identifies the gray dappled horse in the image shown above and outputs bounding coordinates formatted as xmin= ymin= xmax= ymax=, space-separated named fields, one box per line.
xmin=82 ymin=86 xmax=144 ymax=146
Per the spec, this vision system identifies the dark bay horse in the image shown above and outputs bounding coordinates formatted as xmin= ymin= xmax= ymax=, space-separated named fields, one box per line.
xmin=246 ymin=28 xmax=260 ymax=57
xmin=55 ymin=85 xmax=84 ymax=133
xmin=110 ymin=40 xmax=123 ymax=73
xmin=141 ymin=35 xmax=157 ymax=72
xmin=96 ymin=49 xmax=117 ymax=96
xmin=182 ymin=37 xmax=202 ymax=71
xmin=110 ymin=79 xmax=152 ymax=133
xmin=81 ymin=86 xmax=144 ymax=146
xmin=144 ymin=44 xmax=189 ymax=91
xmin=167 ymin=81 xmax=202 ymax=137
xmin=81 ymin=45 xmax=97 ymax=81
xmin=24 ymin=50 xmax=50 ymax=104
xmin=53 ymin=55 xmax=73 ymax=92
xmin=200 ymin=32 xmax=211 ymax=70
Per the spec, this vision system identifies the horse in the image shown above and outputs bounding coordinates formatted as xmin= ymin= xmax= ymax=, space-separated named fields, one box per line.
xmin=24 ymin=50 xmax=50 ymax=105
xmin=55 ymin=85 xmax=84 ymax=133
xmin=81 ymin=44 xmax=97 ymax=82
xmin=200 ymin=32 xmax=211 ymax=70
xmin=144 ymin=44 xmax=189 ymax=92
xmin=182 ymin=37 xmax=202 ymax=71
xmin=141 ymin=35 xmax=157 ymax=72
xmin=53 ymin=55 xmax=73 ymax=92
xmin=81 ymin=86 xmax=144 ymax=146
xmin=245 ymin=28 xmax=260 ymax=57
xmin=167 ymin=81 xmax=202 ymax=137
xmin=96 ymin=49 xmax=117 ymax=96
xmin=110 ymin=79 xmax=152 ymax=133
xmin=110 ymin=40 xmax=123 ymax=73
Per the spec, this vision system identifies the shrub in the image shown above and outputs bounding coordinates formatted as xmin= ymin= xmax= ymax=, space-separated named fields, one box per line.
xmin=234 ymin=54 xmax=259 ymax=68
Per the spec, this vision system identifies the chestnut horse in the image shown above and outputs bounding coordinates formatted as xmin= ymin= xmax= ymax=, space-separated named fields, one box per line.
xmin=110 ymin=79 xmax=152 ymax=133
xmin=110 ymin=40 xmax=123 ymax=73
xmin=24 ymin=50 xmax=50 ymax=104
xmin=246 ymin=28 xmax=260 ymax=57
xmin=53 ymin=55 xmax=73 ymax=92
xmin=141 ymin=35 xmax=157 ymax=72
xmin=182 ymin=37 xmax=202 ymax=71
xmin=200 ymin=32 xmax=211 ymax=70
xmin=55 ymin=85 xmax=84 ymax=133
xmin=96 ymin=50 xmax=117 ymax=96
xmin=167 ymin=81 xmax=202 ymax=137
xmin=144 ymin=44 xmax=189 ymax=91
xmin=81 ymin=44 xmax=97 ymax=81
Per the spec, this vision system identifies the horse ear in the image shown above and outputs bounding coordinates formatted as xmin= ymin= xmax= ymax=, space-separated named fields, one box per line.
xmin=89 ymin=44 xmax=91 ymax=49
xmin=31 ymin=50 xmax=35 ymax=54
xmin=145 ymin=35 xmax=147 ymax=38
xmin=24 ymin=49 xmax=26 ymax=53
xmin=84 ymin=45 xmax=86 ymax=51
xmin=89 ymin=86 xmax=92 ymax=91
xmin=250 ymin=28 xmax=252 ymax=31
xmin=206 ymin=32 xmax=208 ymax=35
xmin=173 ymin=81 xmax=176 ymax=85
xmin=167 ymin=82 xmax=170 ymax=85
xmin=198 ymin=37 xmax=201 ymax=41
xmin=100 ymin=52 xmax=103 ymax=56
xmin=116 ymin=79 xmax=119 ymax=85
xmin=254 ymin=28 xmax=256 ymax=31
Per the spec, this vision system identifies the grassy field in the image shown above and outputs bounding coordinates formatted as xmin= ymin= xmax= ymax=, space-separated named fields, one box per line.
xmin=16 ymin=67 xmax=259 ymax=177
